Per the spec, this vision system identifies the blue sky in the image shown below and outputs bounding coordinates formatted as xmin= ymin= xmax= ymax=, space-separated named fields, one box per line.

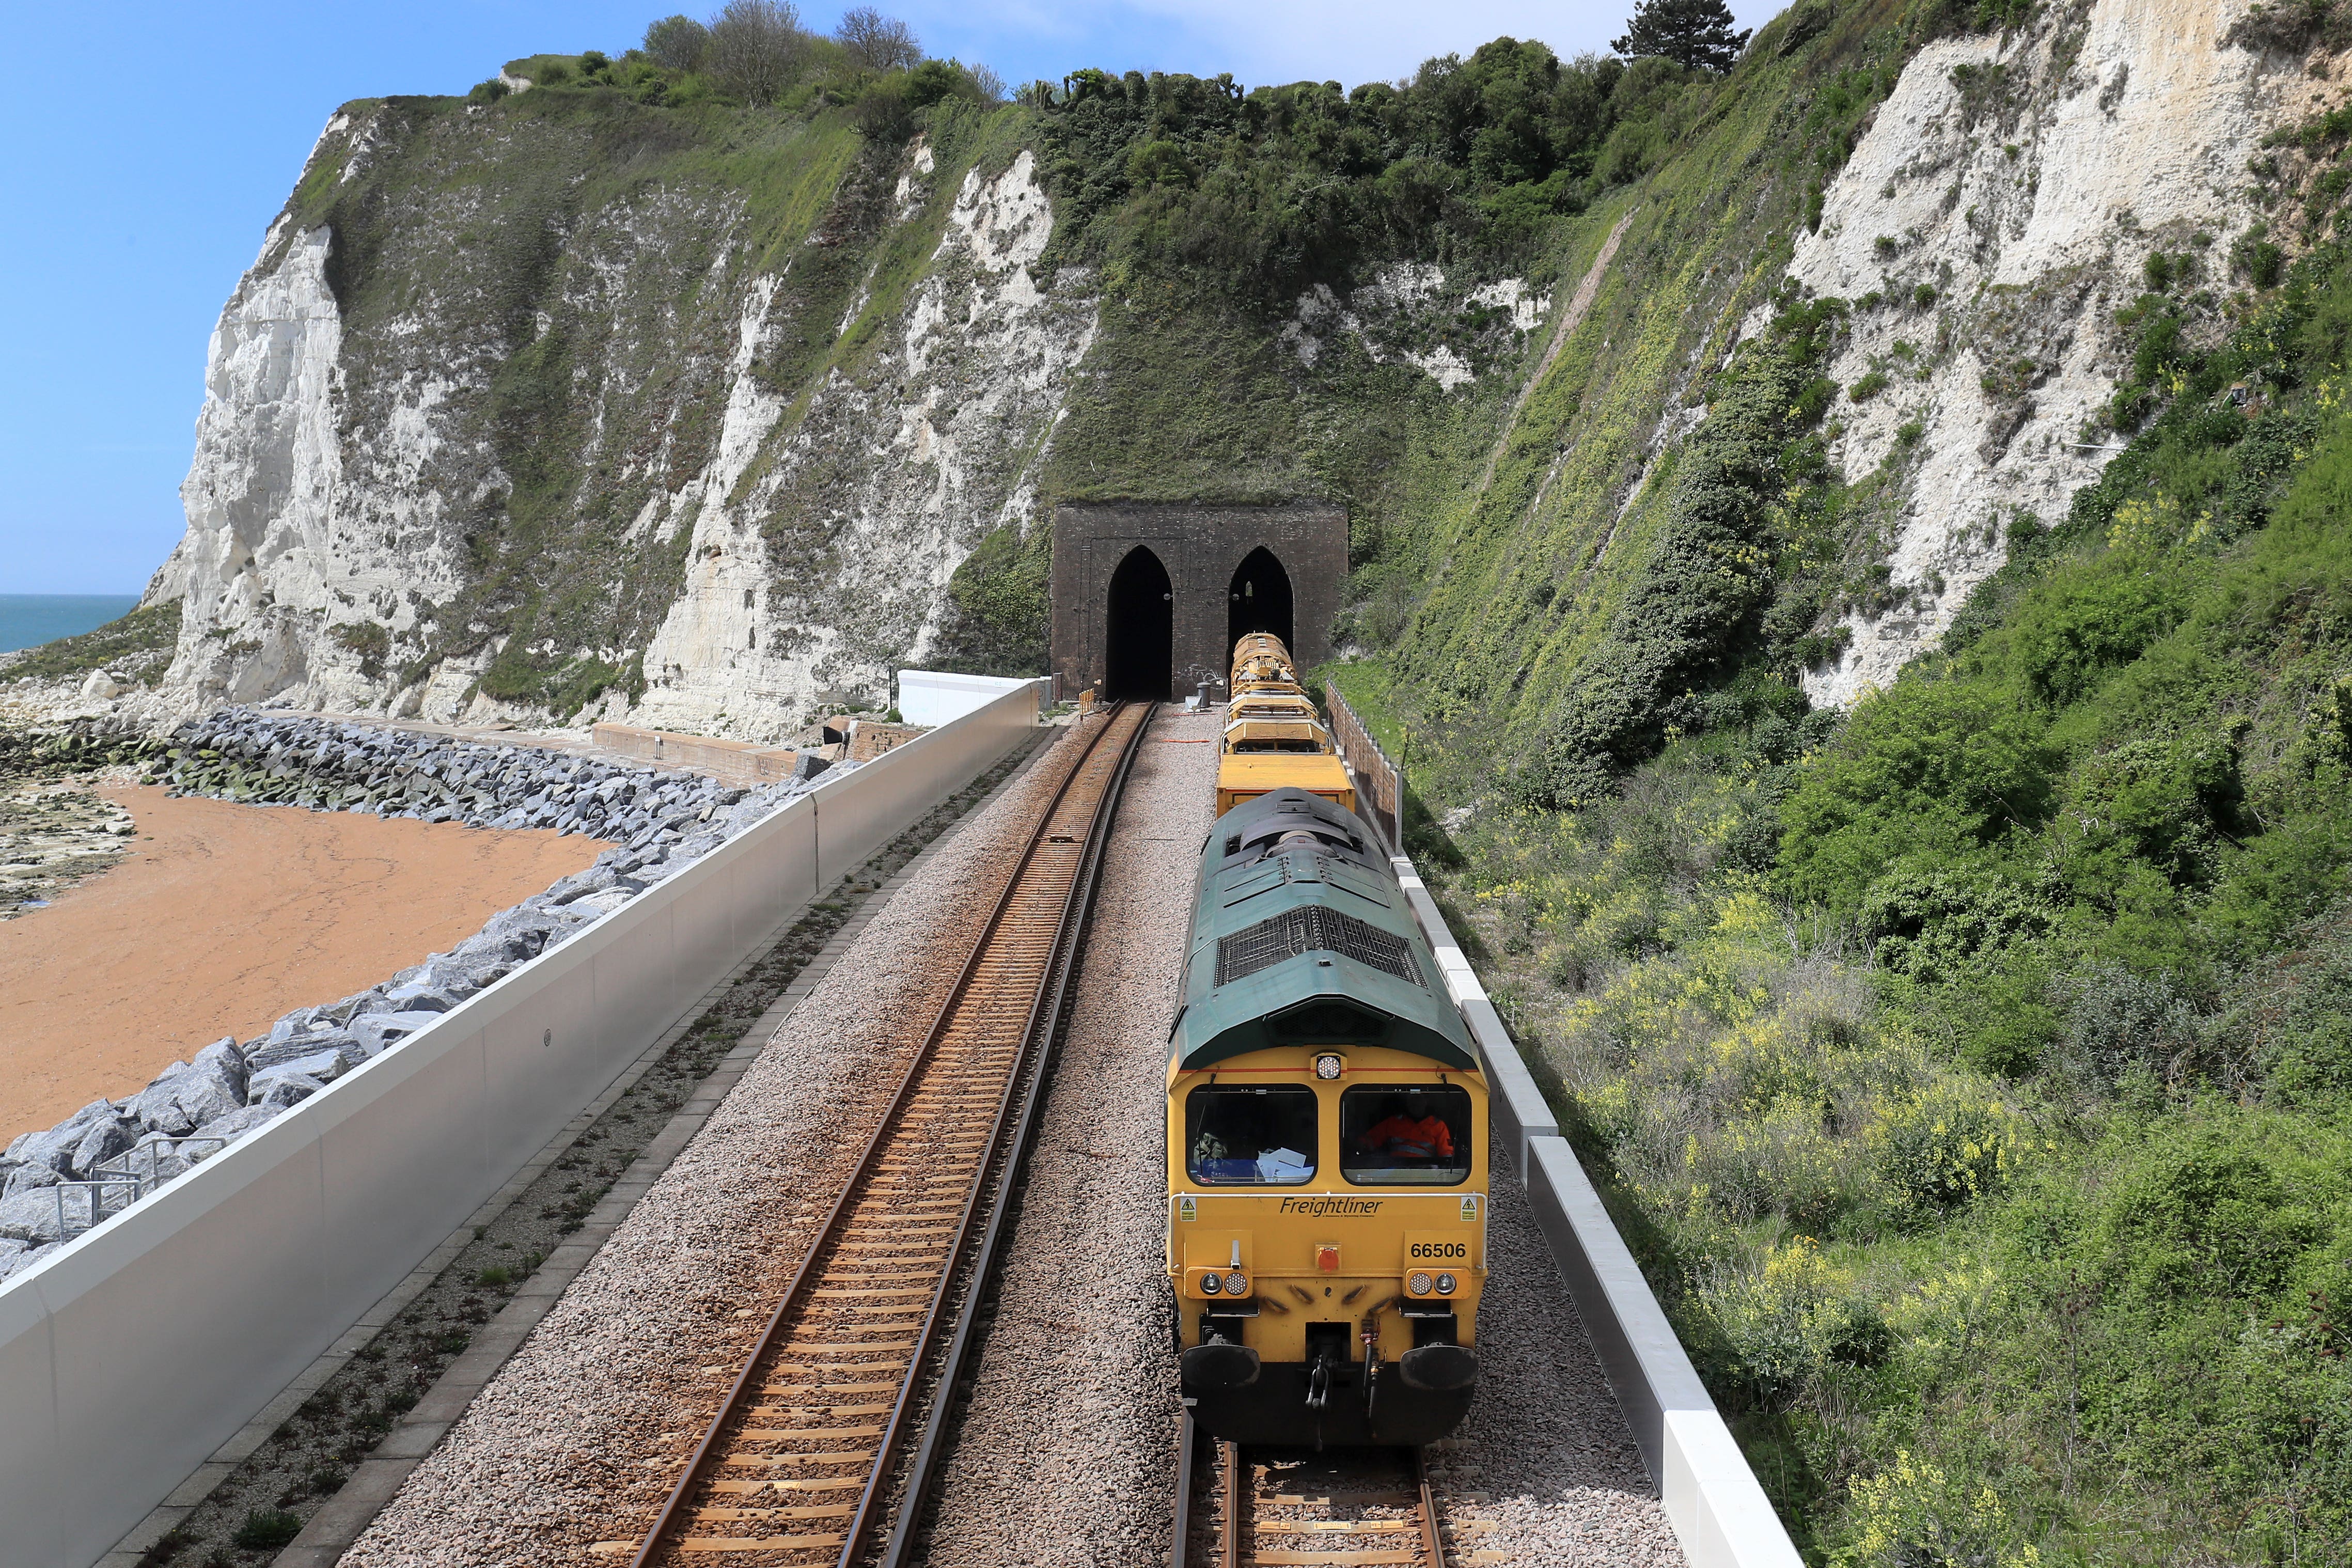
xmin=0 ymin=0 xmax=1780 ymax=595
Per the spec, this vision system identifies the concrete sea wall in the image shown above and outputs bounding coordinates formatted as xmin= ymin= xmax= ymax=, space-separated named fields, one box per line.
xmin=0 ymin=684 xmax=1040 ymax=1568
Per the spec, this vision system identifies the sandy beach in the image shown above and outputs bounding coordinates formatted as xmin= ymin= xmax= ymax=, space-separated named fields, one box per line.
xmin=0 ymin=785 xmax=608 ymax=1141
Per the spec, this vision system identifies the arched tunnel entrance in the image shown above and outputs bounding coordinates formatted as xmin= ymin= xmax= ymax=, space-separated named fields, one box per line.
xmin=1104 ymin=546 xmax=1173 ymax=700
xmin=1227 ymin=546 xmax=1294 ymax=664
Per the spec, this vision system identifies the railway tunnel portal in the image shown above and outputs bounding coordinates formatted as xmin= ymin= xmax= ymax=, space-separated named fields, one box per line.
xmin=1052 ymin=503 xmax=1347 ymax=702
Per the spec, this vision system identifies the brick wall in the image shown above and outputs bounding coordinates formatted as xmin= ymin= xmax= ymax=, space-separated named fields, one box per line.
xmin=1049 ymin=501 xmax=1349 ymax=698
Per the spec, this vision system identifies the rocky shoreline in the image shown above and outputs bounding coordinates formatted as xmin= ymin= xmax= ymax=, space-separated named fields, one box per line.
xmin=0 ymin=709 xmax=852 ymax=1281
xmin=0 ymin=777 xmax=136 ymax=919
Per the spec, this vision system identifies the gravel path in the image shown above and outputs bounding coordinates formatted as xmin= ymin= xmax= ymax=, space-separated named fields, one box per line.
xmin=340 ymin=722 xmax=1095 ymax=1568
xmin=917 ymin=709 xmax=1683 ymax=1567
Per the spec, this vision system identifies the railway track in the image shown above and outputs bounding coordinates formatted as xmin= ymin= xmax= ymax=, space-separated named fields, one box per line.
xmin=1173 ymin=1416 xmax=1467 ymax=1568
xmin=624 ymin=702 xmax=1153 ymax=1568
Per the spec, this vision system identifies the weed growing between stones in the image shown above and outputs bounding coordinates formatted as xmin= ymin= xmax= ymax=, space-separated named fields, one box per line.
xmin=140 ymin=735 xmax=1039 ymax=1563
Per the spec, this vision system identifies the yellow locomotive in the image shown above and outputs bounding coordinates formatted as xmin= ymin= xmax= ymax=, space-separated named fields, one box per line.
xmin=1165 ymin=788 xmax=1486 ymax=1447
xmin=1216 ymin=633 xmax=1354 ymax=818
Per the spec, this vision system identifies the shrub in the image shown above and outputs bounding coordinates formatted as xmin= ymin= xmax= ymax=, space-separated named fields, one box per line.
xmin=927 ymin=522 xmax=1049 ymax=676
xmin=2092 ymin=1133 xmax=2324 ymax=1300
xmin=643 ymin=14 xmax=710 ymax=70
xmin=1849 ymin=369 xmax=1889 ymax=401
xmin=232 ymin=1510 xmax=303 ymax=1550
xmin=835 ymin=5 xmax=920 ymax=71
xmin=902 ymin=57 xmax=970 ymax=108
xmin=706 ymin=0 xmax=810 ymax=104
xmin=1872 ymin=1079 xmax=2026 ymax=1212
xmin=853 ymin=78 xmax=913 ymax=139
xmin=468 ymin=78 xmax=511 ymax=104
xmin=333 ymin=620 xmax=390 ymax=679
xmin=1523 ymin=325 xmax=1820 ymax=806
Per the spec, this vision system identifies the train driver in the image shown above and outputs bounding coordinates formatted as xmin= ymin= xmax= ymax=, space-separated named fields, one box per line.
xmin=1354 ymin=1092 xmax=1455 ymax=1162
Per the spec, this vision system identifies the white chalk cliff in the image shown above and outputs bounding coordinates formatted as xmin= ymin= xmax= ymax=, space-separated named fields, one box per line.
xmin=1789 ymin=0 xmax=2338 ymax=704
xmin=148 ymin=113 xmax=1097 ymax=741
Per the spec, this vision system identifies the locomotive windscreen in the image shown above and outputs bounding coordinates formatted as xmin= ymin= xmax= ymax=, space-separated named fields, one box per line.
xmin=1338 ymin=1084 xmax=1474 ymax=1186
xmin=1186 ymin=1084 xmax=1318 ymax=1185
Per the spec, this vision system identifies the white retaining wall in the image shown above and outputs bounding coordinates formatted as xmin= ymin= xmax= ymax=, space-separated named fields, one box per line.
xmin=1393 ymin=856 xmax=1803 ymax=1568
xmin=0 ymin=685 xmax=1041 ymax=1568
xmin=896 ymin=670 xmax=1042 ymax=729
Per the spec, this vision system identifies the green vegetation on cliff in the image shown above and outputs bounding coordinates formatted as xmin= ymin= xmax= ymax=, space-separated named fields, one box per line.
xmin=1391 ymin=146 xmax=2352 ymax=1568
xmin=2 ymin=601 xmax=180 ymax=687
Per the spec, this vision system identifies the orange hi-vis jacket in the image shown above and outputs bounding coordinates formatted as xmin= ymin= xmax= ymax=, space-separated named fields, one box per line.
xmin=1357 ymin=1114 xmax=1455 ymax=1160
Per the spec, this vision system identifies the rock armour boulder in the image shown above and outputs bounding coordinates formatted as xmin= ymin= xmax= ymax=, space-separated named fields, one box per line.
xmin=0 ymin=710 xmax=855 ymax=1281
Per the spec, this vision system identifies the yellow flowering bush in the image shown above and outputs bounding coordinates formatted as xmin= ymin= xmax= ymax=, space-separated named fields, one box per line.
xmin=1836 ymin=1450 xmax=2041 ymax=1568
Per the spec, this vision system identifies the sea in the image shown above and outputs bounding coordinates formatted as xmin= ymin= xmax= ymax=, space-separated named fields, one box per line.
xmin=0 ymin=594 xmax=143 ymax=654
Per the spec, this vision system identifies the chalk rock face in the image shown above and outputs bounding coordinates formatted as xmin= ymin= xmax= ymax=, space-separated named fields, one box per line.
xmin=1785 ymin=0 xmax=2335 ymax=704
xmin=633 ymin=150 xmax=1098 ymax=738
xmin=144 ymin=106 xmax=1096 ymax=738
xmin=152 ymin=218 xmax=380 ymax=707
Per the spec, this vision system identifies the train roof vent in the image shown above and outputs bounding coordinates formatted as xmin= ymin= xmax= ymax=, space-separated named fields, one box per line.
xmin=1215 ymin=905 xmax=1426 ymax=989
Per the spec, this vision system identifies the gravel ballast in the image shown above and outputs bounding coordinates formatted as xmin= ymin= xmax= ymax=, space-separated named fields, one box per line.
xmin=339 ymin=723 xmax=1092 ymax=1567
xmin=345 ymin=710 xmax=1684 ymax=1565
xmin=917 ymin=709 xmax=1683 ymax=1566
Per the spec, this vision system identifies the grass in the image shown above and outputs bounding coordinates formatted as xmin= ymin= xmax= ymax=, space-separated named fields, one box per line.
xmin=3 ymin=600 xmax=180 ymax=686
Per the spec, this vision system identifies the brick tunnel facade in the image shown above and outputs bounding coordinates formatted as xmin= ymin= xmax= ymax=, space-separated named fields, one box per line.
xmin=1048 ymin=502 xmax=1350 ymax=702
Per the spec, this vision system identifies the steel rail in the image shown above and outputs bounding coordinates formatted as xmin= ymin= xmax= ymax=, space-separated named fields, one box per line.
xmin=1412 ymin=1448 xmax=1446 ymax=1567
xmin=1194 ymin=1442 xmax=1447 ymax=1568
xmin=875 ymin=693 xmax=1152 ymax=1565
xmin=628 ymin=702 xmax=1150 ymax=1567
xmin=1169 ymin=1414 xmax=1199 ymax=1568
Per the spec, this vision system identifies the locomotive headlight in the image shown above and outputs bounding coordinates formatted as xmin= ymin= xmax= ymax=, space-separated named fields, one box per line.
xmin=1200 ymin=1271 xmax=1222 ymax=1295
xmin=1314 ymin=1053 xmax=1344 ymax=1080
xmin=1408 ymin=1272 xmax=1434 ymax=1296
xmin=1435 ymin=1273 xmax=1457 ymax=1295
xmin=1225 ymin=1271 xmax=1249 ymax=1297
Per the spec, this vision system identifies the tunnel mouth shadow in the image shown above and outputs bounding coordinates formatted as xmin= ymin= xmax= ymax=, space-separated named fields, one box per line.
xmin=1227 ymin=546 xmax=1294 ymax=667
xmin=1106 ymin=546 xmax=1173 ymax=700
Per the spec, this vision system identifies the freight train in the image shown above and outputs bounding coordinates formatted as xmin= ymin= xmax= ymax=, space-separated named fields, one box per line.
xmin=1214 ymin=632 xmax=1355 ymax=817
xmin=1167 ymin=636 xmax=1486 ymax=1448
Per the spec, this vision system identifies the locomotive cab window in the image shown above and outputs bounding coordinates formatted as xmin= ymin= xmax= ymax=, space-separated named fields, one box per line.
xmin=1340 ymin=1085 xmax=1473 ymax=1186
xmin=1186 ymin=1085 xmax=1318 ymax=1185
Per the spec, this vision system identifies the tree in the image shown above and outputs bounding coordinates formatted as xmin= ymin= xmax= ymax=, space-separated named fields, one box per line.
xmin=705 ymin=0 xmax=809 ymax=103
xmin=835 ymin=6 xmax=921 ymax=72
xmin=1613 ymin=0 xmax=1751 ymax=72
xmin=642 ymin=14 xmax=710 ymax=71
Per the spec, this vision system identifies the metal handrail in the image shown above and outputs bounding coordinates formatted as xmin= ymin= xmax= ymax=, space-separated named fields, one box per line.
xmin=39 ymin=1136 xmax=237 ymax=1241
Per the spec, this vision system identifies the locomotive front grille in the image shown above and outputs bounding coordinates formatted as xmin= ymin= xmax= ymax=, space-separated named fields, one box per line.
xmin=1215 ymin=905 xmax=1426 ymax=988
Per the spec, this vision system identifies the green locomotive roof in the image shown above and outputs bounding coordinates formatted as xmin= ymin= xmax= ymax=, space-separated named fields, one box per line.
xmin=1170 ymin=790 xmax=1478 ymax=1072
